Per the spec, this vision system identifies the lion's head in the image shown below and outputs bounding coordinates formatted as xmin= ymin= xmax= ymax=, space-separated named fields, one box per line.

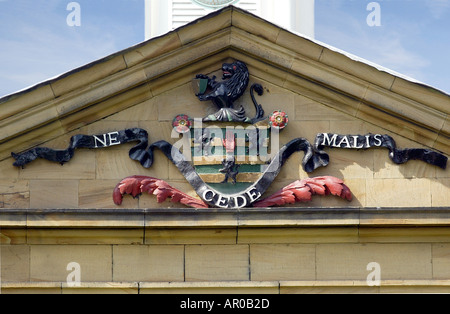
xmin=222 ymin=60 xmax=249 ymax=102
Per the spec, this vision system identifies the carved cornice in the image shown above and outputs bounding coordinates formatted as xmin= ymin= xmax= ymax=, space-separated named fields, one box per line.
xmin=2 ymin=280 xmax=450 ymax=294
xmin=2 ymin=208 xmax=450 ymax=228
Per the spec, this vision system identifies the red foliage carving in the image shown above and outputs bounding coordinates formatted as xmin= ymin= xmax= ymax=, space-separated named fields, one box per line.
xmin=113 ymin=175 xmax=209 ymax=209
xmin=252 ymin=176 xmax=352 ymax=208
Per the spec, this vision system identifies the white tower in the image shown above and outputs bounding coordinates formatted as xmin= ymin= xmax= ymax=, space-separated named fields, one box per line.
xmin=260 ymin=0 xmax=315 ymax=38
xmin=145 ymin=0 xmax=315 ymax=40
xmin=292 ymin=0 xmax=315 ymax=38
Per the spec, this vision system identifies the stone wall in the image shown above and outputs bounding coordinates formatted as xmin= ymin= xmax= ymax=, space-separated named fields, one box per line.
xmin=1 ymin=209 xmax=450 ymax=293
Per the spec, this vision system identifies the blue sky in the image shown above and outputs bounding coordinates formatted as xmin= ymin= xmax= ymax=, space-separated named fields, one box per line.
xmin=0 ymin=0 xmax=449 ymax=97
xmin=315 ymin=0 xmax=450 ymax=94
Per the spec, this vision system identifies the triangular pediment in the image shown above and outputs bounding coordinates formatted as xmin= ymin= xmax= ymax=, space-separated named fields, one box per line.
xmin=0 ymin=5 xmax=448 ymax=211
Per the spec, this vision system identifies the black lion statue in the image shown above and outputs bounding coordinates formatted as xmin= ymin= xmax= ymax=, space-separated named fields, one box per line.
xmin=195 ymin=61 xmax=264 ymax=123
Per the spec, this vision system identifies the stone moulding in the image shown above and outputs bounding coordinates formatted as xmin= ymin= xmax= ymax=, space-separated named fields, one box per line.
xmin=1 ymin=208 xmax=450 ymax=229
xmin=2 ymin=280 xmax=450 ymax=294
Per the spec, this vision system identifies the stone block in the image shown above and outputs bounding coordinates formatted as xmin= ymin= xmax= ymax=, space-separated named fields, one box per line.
xmin=113 ymin=245 xmax=184 ymax=282
xmin=51 ymin=55 xmax=127 ymax=97
xmin=124 ymin=33 xmax=181 ymax=67
xmin=105 ymin=98 xmax=158 ymax=122
xmin=432 ymin=244 xmax=450 ymax=279
xmin=319 ymin=48 xmax=395 ymax=91
xmin=295 ymin=97 xmax=352 ymax=122
xmin=30 ymin=180 xmax=79 ymax=209
xmin=276 ymin=29 xmax=323 ymax=60
xmin=250 ymin=244 xmax=316 ymax=281
xmin=434 ymin=133 xmax=450 ymax=156
xmin=316 ymin=243 xmax=432 ymax=281
xmin=291 ymin=58 xmax=368 ymax=103
xmin=0 ymin=159 xmax=20 ymax=181
xmin=30 ymin=245 xmax=112 ymax=282
xmin=431 ymin=179 xmax=450 ymax=207
xmin=0 ymin=85 xmax=55 ymax=121
xmin=185 ymin=245 xmax=249 ymax=281
xmin=230 ymin=28 xmax=294 ymax=71
xmin=3 ymin=192 xmax=29 ymax=209
xmin=390 ymin=78 xmax=449 ymax=113
xmin=155 ymin=84 xmax=207 ymax=122
xmin=366 ymin=178 xmax=431 ymax=208
xmin=145 ymin=228 xmax=237 ymax=245
xmin=1 ymin=245 xmax=30 ymax=282
xmin=59 ymin=83 xmax=151 ymax=133
xmin=178 ymin=9 xmax=231 ymax=45
xmin=0 ymin=180 xmax=28 ymax=194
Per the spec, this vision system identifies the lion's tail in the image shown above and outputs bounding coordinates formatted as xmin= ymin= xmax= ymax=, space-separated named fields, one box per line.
xmin=250 ymin=83 xmax=265 ymax=123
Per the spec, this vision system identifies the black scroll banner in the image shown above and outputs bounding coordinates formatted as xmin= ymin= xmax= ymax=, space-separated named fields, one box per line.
xmin=12 ymin=129 xmax=447 ymax=172
xmin=12 ymin=128 xmax=153 ymax=168
xmin=11 ymin=129 xmax=446 ymax=207
xmin=314 ymin=133 xmax=447 ymax=170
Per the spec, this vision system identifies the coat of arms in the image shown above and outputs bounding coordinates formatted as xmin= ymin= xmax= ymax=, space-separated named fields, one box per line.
xmin=12 ymin=61 xmax=448 ymax=209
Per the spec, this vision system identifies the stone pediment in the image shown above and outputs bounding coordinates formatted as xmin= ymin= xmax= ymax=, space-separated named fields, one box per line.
xmin=0 ymin=5 xmax=448 ymax=210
